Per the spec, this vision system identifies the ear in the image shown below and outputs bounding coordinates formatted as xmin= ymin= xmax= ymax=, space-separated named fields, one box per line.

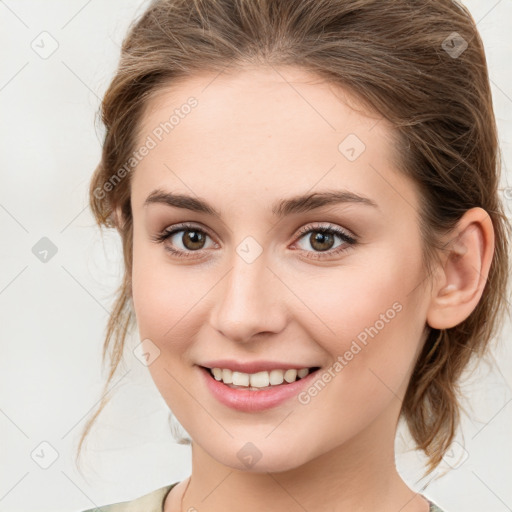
xmin=426 ymin=207 xmax=495 ymax=329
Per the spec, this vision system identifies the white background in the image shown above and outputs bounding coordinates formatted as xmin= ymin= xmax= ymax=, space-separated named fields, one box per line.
xmin=0 ymin=1 xmax=511 ymax=511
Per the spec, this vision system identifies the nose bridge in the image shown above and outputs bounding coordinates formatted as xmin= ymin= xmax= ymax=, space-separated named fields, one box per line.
xmin=210 ymin=247 xmax=286 ymax=343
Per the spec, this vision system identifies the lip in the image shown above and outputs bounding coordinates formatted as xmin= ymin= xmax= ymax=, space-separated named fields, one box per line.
xmin=199 ymin=359 xmax=320 ymax=374
xmin=198 ymin=365 xmax=321 ymax=412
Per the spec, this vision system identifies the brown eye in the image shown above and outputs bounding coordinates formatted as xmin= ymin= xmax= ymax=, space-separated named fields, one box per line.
xmin=307 ymin=231 xmax=336 ymax=252
xmin=180 ymin=229 xmax=207 ymax=250
xmin=293 ymin=223 xmax=357 ymax=260
xmin=151 ymin=222 xmax=216 ymax=259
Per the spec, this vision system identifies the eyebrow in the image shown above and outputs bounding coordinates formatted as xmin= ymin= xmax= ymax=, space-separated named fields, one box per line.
xmin=143 ymin=188 xmax=379 ymax=218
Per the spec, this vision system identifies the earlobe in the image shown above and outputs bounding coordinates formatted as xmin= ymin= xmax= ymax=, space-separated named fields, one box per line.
xmin=426 ymin=207 xmax=495 ymax=330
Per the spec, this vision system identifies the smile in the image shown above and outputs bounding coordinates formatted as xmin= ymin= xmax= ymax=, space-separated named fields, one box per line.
xmin=198 ymin=365 xmax=322 ymax=412
xmin=206 ymin=366 xmax=320 ymax=389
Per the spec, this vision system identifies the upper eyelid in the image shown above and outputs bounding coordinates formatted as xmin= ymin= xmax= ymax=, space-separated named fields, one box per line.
xmin=295 ymin=222 xmax=355 ymax=238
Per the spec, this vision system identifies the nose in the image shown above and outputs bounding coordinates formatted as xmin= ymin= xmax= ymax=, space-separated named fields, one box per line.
xmin=209 ymin=251 xmax=288 ymax=343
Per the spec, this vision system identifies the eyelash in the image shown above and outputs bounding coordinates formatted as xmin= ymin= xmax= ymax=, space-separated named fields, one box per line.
xmin=150 ymin=222 xmax=357 ymax=260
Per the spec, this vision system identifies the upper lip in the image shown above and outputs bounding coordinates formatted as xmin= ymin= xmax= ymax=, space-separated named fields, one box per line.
xmin=199 ymin=360 xmax=321 ymax=374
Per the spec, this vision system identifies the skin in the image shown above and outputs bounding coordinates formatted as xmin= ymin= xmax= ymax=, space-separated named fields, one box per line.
xmin=116 ymin=65 xmax=494 ymax=512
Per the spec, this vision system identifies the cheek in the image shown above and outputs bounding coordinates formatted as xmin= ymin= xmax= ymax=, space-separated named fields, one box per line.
xmin=293 ymin=244 xmax=427 ymax=393
xmin=290 ymin=291 xmax=425 ymax=450
xmin=294 ymin=245 xmax=423 ymax=343
xmin=131 ymin=236 xmax=193 ymax=347
xmin=131 ymin=244 xmax=203 ymax=409
xmin=131 ymin=235 xmax=221 ymax=369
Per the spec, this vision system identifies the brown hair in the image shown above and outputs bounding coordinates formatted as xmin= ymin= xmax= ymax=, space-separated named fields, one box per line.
xmin=77 ymin=0 xmax=511 ymax=477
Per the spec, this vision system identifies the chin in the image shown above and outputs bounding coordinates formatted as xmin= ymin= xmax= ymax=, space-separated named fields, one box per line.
xmin=202 ymin=438 xmax=313 ymax=474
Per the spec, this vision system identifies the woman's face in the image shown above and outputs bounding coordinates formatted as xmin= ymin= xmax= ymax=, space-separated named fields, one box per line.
xmin=128 ymin=65 xmax=433 ymax=472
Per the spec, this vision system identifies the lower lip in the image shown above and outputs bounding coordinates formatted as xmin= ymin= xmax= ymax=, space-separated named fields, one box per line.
xmin=198 ymin=366 xmax=320 ymax=412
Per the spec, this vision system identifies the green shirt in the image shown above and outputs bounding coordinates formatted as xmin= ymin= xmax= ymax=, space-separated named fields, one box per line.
xmin=80 ymin=482 xmax=446 ymax=511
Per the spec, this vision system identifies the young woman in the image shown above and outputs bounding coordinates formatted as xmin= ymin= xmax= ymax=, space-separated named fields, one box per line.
xmin=77 ymin=1 xmax=510 ymax=511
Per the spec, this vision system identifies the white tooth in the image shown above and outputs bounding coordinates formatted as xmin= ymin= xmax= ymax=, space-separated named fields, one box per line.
xmin=212 ymin=368 xmax=223 ymax=380
xmin=284 ymin=369 xmax=298 ymax=383
xmin=250 ymin=371 xmax=270 ymax=388
xmin=269 ymin=369 xmax=284 ymax=385
xmin=222 ymin=368 xmax=233 ymax=384
xmin=297 ymin=368 xmax=309 ymax=379
xmin=215 ymin=368 xmax=310 ymax=386
xmin=232 ymin=371 xmax=250 ymax=386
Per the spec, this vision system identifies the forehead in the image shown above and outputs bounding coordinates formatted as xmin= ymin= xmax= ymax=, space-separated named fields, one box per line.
xmin=138 ymin=65 xmax=385 ymax=144
xmin=130 ymin=65 xmax=417 ymax=217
